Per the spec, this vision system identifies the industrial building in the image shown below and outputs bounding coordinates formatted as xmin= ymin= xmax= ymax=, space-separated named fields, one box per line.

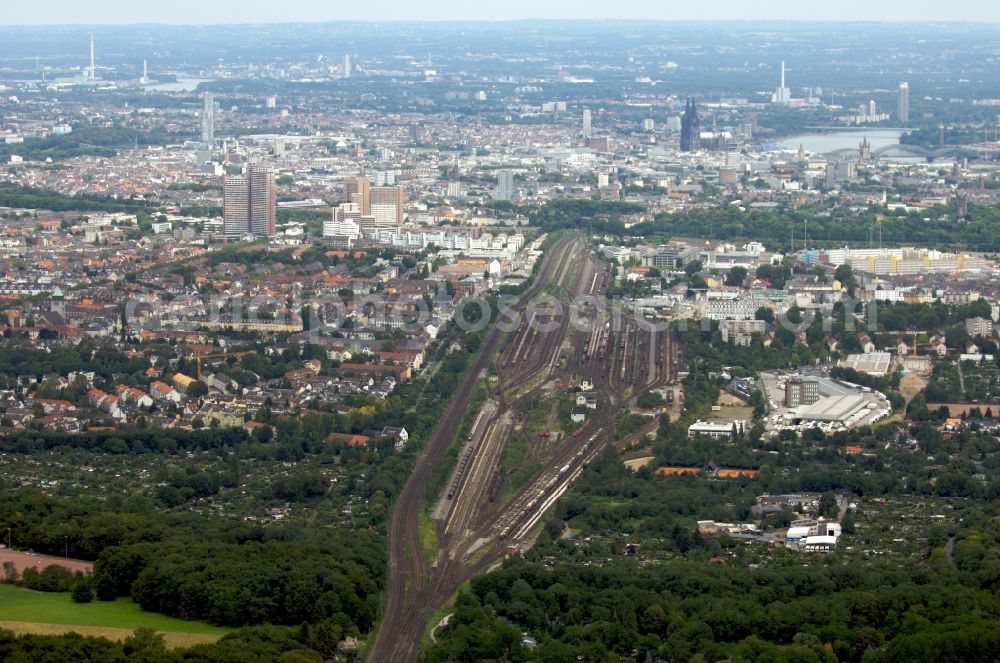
xmin=687 ymin=419 xmax=747 ymax=439
xmin=838 ymin=352 xmax=893 ymax=377
xmin=760 ymin=372 xmax=891 ymax=433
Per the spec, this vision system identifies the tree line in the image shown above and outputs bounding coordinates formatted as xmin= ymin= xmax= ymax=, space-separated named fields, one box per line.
xmin=523 ymin=198 xmax=1000 ymax=253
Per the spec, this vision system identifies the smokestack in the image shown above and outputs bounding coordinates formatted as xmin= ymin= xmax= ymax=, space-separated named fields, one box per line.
xmin=142 ymin=59 xmax=147 ymax=84
xmin=89 ymin=33 xmax=95 ymax=81
xmin=781 ymin=60 xmax=785 ymax=90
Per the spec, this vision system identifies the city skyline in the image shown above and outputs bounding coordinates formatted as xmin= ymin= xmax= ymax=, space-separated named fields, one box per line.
xmin=0 ymin=17 xmax=998 ymax=663
xmin=4 ymin=0 xmax=1000 ymax=24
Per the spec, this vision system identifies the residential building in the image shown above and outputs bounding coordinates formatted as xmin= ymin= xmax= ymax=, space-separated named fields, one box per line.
xmin=381 ymin=426 xmax=409 ymax=449
xmin=149 ymin=381 xmax=181 ymax=403
xmin=719 ymin=319 xmax=766 ymax=344
xmin=966 ymin=316 xmax=993 ymax=338
xmin=495 ymin=169 xmax=514 ymax=201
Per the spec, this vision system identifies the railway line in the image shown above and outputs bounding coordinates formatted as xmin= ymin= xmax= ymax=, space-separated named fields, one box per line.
xmin=442 ymin=402 xmax=496 ymax=502
xmin=443 ymin=411 xmax=512 ymax=546
xmin=367 ymin=235 xmax=578 ymax=663
xmin=500 ymin=248 xmax=590 ymax=394
xmin=368 ymin=236 xmax=681 ymax=663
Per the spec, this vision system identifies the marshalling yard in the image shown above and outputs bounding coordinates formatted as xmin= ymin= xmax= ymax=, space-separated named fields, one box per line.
xmin=368 ymin=235 xmax=683 ymax=663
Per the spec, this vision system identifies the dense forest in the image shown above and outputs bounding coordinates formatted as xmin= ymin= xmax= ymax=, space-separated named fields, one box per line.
xmin=0 ymin=489 xmax=384 ymax=629
xmin=0 ymin=625 xmax=353 ymax=662
xmin=424 ymin=543 xmax=1000 ymax=663
xmin=0 ymin=183 xmax=154 ymax=214
xmin=0 ymin=125 xmax=196 ymax=162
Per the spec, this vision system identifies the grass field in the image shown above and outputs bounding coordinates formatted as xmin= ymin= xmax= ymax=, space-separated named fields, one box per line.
xmin=418 ymin=504 xmax=438 ymax=564
xmin=0 ymin=584 xmax=231 ymax=647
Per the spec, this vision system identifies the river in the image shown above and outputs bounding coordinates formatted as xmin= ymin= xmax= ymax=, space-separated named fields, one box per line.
xmin=776 ymin=129 xmax=904 ymax=154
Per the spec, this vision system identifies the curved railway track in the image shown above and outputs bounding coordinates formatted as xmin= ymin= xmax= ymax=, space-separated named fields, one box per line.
xmin=367 ymin=237 xmax=682 ymax=662
xmin=367 ymin=236 xmax=579 ymax=663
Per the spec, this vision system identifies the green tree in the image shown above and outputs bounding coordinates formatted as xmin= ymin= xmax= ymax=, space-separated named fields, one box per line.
xmin=755 ymin=307 xmax=775 ymax=323
xmin=726 ymin=266 xmax=748 ymax=286
xmin=71 ymin=578 xmax=94 ymax=603
xmin=818 ymin=492 xmax=840 ymax=519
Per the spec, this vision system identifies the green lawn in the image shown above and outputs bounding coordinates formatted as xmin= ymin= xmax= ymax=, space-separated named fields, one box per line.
xmin=0 ymin=584 xmax=232 ymax=635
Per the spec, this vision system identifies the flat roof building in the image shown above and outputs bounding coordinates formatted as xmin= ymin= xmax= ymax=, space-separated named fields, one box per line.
xmin=785 ymin=377 xmax=820 ymax=408
xmin=688 ymin=419 xmax=747 ymax=439
xmin=224 ymin=165 xmax=275 ymax=238
xmin=838 ymin=352 xmax=892 ymax=377
xmin=371 ymin=185 xmax=404 ymax=229
xmin=643 ymin=244 xmax=700 ymax=269
xmin=345 ymin=176 xmax=371 ymax=215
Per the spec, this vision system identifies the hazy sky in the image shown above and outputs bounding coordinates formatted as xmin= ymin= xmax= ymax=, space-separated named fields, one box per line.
xmin=5 ymin=0 xmax=1000 ymax=23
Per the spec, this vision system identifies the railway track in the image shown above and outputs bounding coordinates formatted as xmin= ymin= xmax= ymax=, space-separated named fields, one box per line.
xmin=368 ymin=235 xmax=578 ymax=663
xmin=368 ymin=237 xmax=679 ymax=663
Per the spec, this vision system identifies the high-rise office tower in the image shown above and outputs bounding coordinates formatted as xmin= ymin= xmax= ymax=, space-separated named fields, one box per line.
xmin=495 ymin=169 xmax=514 ymax=201
xmin=371 ymin=185 xmax=404 ymax=228
xmin=248 ymin=166 xmax=276 ymax=237
xmin=680 ymin=99 xmax=701 ymax=152
xmin=223 ymin=166 xmax=275 ymax=238
xmin=374 ymin=170 xmax=396 ymax=186
xmin=582 ymin=108 xmax=592 ymax=139
xmin=345 ymin=176 xmax=371 ymax=215
xmin=201 ymin=93 xmax=215 ymax=146
xmin=223 ymin=175 xmax=248 ymax=238
xmin=343 ymin=54 xmax=351 ymax=78
xmin=898 ymin=82 xmax=909 ymax=123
